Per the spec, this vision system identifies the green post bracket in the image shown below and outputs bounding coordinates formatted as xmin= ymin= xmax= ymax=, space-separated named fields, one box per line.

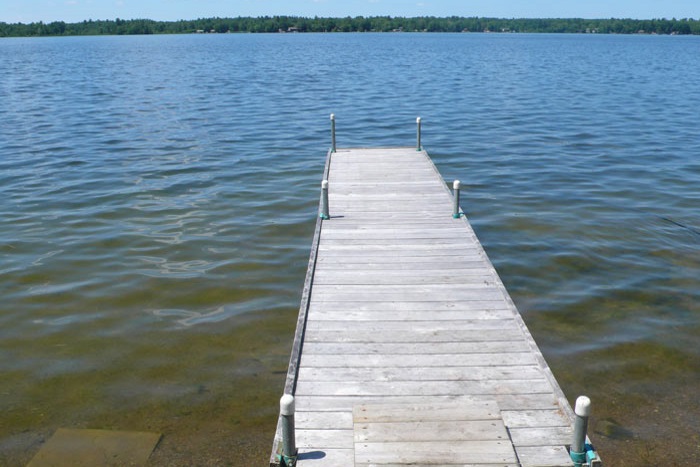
xmin=570 ymin=443 xmax=601 ymax=467
xmin=277 ymin=452 xmax=298 ymax=467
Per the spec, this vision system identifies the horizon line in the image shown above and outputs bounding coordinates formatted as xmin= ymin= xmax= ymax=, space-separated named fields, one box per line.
xmin=3 ymin=15 xmax=699 ymax=25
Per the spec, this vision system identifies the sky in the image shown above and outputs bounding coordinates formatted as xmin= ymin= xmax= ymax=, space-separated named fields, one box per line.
xmin=3 ymin=0 xmax=700 ymax=24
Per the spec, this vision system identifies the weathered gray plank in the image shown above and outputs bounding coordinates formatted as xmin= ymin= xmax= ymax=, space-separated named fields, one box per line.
xmin=295 ymin=379 xmax=554 ymax=397
xmin=315 ymin=249 xmax=485 ymax=258
xmin=320 ymin=222 xmax=467 ymax=229
xmin=328 ymin=183 xmax=442 ymax=189
xmin=296 ymin=411 xmax=354 ymax=430
xmin=326 ymin=201 xmax=448 ymax=208
xmin=321 ymin=213 xmax=463 ymax=221
xmin=320 ymin=229 xmax=468 ymax=239
xmin=515 ymin=445 xmax=573 ymax=467
xmin=327 ymin=206 xmax=451 ymax=213
xmin=500 ymin=409 xmax=571 ymax=428
xmin=304 ymin=318 xmax=516 ymax=332
xmin=297 ymin=448 xmax=354 ymax=467
xmin=329 ymin=161 xmax=436 ymax=166
xmin=294 ymin=394 xmax=561 ymax=413
xmin=354 ymin=464 xmax=515 ymax=467
xmin=355 ymin=420 xmax=509 ymax=443
xmin=509 ymin=426 xmax=573 ymax=447
xmin=314 ymin=261 xmax=490 ymax=270
xmin=328 ymin=171 xmax=437 ymax=177
xmin=306 ymin=300 xmax=510 ymax=312
xmin=355 ymin=441 xmax=517 ymax=465
xmin=327 ymin=209 xmax=453 ymax=216
xmin=315 ymin=254 xmax=484 ymax=263
xmin=310 ymin=289 xmax=504 ymax=302
xmin=303 ymin=328 xmax=524 ymax=344
xmin=314 ymin=283 xmax=499 ymax=293
xmin=301 ymin=341 xmax=531 ymax=356
xmin=298 ymin=365 xmax=545 ymax=383
xmin=309 ymin=293 xmax=505 ymax=303
xmin=326 ymin=198 xmax=450 ymax=206
xmin=313 ymin=271 xmax=494 ymax=285
xmin=319 ymin=243 xmax=488 ymax=250
xmin=296 ymin=429 xmax=353 ymax=449
xmin=299 ymin=352 xmax=538 ymax=368
xmin=306 ymin=309 xmax=513 ymax=321
xmin=352 ymin=401 xmax=501 ymax=423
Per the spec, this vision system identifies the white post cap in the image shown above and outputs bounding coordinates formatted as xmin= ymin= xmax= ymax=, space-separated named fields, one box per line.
xmin=417 ymin=116 xmax=421 ymax=123
xmin=330 ymin=113 xmax=335 ymax=120
xmin=280 ymin=394 xmax=295 ymax=416
xmin=453 ymin=180 xmax=461 ymax=190
xmin=575 ymin=395 xmax=591 ymax=417
xmin=322 ymin=180 xmax=329 ymax=189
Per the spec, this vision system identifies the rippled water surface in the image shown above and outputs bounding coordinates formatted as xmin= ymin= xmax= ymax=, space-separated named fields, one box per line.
xmin=1 ymin=33 xmax=700 ymax=465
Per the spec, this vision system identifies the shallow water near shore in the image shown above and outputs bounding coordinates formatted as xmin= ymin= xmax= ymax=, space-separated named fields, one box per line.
xmin=1 ymin=32 xmax=700 ymax=465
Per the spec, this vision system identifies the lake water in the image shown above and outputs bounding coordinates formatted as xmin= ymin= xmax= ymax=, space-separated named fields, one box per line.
xmin=1 ymin=32 xmax=699 ymax=465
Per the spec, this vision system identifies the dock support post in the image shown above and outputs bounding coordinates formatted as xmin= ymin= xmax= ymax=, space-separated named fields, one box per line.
xmin=320 ymin=180 xmax=330 ymax=220
xmin=570 ymin=395 xmax=601 ymax=466
xmin=571 ymin=396 xmax=589 ymax=463
xmin=452 ymin=180 xmax=461 ymax=218
xmin=330 ymin=113 xmax=336 ymax=153
xmin=416 ymin=117 xmax=422 ymax=151
xmin=280 ymin=394 xmax=297 ymax=466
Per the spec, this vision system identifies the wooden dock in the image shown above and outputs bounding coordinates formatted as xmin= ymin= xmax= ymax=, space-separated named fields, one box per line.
xmin=271 ymin=145 xmax=592 ymax=466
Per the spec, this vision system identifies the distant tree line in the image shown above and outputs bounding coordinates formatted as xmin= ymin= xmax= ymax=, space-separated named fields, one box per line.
xmin=2 ymin=16 xmax=700 ymax=37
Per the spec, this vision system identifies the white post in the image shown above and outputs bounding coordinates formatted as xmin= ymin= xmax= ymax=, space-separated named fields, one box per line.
xmin=330 ymin=113 xmax=336 ymax=153
xmin=320 ymin=180 xmax=330 ymax=220
xmin=570 ymin=396 xmax=591 ymax=465
xmin=280 ymin=394 xmax=297 ymax=463
xmin=416 ymin=117 xmax=422 ymax=150
xmin=452 ymin=180 xmax=461 ymax=218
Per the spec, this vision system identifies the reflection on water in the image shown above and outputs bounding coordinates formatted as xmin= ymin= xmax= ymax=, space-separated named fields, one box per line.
xmin=1 ymin=33 xmax=700 ymax=464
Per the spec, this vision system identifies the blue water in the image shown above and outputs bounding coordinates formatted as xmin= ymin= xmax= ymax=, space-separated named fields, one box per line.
xmin=1 ymin=33 xmax=699 ymax=464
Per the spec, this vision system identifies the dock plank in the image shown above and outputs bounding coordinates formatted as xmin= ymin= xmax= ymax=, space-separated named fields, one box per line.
xmin=355 ymin=441 xmax=517 ymax=465
xmin=354 ymin=420 xmax=509 ymax=442
xmin=352 ymin=400 xmax=502 ymax=422
xmin=294 ymin=379 xmax=555 ymax=397
xmin=306 ymin=309 xmax=513 ymax=321
xmin=299 ymin=352 xmax=539 ymax=368
xmin=304 ymin=318 xmax=517 ymax=332
xmin=302 ymin=329 xmax=525 ymax=344
xmin=297 ymin=449 xmax=354 ymax=467
xmin=296 ymin=429 xmax=353 ymax=449
xmin=301 ymin=341 xmax=532 ymax=355
xmin=306 ymin=300 xmax=510 ymax=312
xmin=294 ymin=394 xmax=562 ymax=413
xmin=298 ymin=365 xmax=545 ymax=382
xmin=315 ymin=254 xmax=484 ymax=264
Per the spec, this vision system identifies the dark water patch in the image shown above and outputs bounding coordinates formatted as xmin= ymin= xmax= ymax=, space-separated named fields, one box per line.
xmin=553 ymin=340 xmax=700 ymax=464
xmin=1 ymin=306 xmax=294 ymax=465
xmin=595 ymin=419 xmax=635 ymax=441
